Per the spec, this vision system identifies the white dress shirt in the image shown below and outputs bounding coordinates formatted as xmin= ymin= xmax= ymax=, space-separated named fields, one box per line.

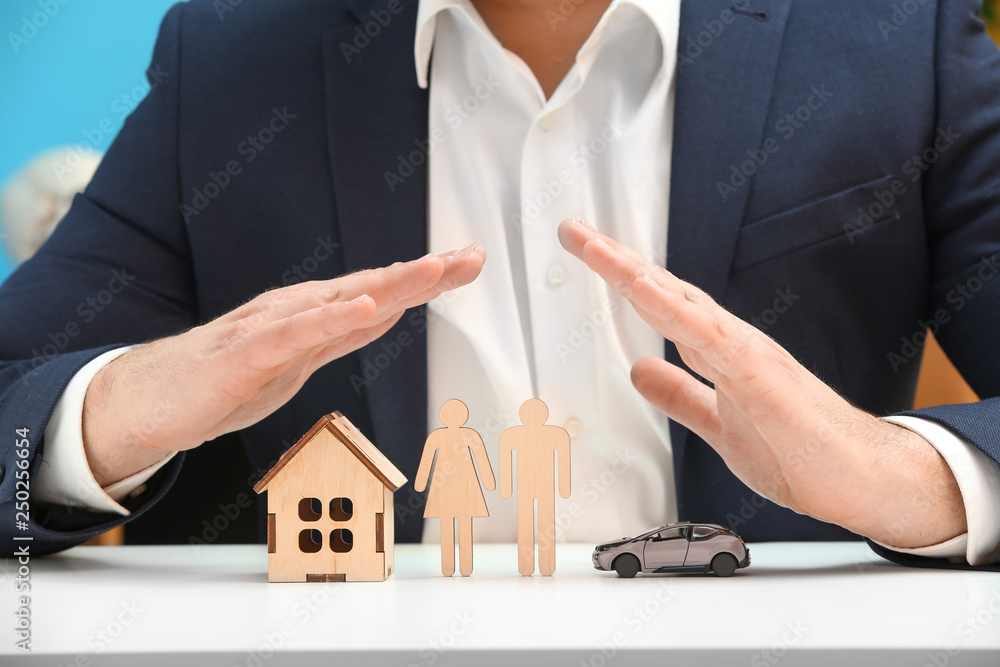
xmin=34 ymin=0 xmax=1000 ymax=565
xmin=418 ymin=0 xmax=678 ymax=544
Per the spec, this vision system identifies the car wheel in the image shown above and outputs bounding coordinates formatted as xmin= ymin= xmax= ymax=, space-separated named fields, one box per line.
xmin=711 ymin=553 xmax=738 ymax=577
xmin=613 ymin=554 xmax=641 ymax=578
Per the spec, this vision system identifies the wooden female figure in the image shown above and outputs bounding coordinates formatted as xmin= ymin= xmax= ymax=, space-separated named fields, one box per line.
xmin=414 ymin=399 xmax=496 ymax=576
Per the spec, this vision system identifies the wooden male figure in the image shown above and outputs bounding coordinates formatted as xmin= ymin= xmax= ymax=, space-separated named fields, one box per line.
xmin=499 ymin=398 xmax=572 ymax=576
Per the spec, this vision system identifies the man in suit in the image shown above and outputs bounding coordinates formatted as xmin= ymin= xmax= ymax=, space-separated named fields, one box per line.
xmin=1 ymin=0 xmax=998 ymax=570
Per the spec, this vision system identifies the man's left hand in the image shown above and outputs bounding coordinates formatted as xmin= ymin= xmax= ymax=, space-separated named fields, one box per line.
xmin=558 ymin=218 xmax=966 ymax=548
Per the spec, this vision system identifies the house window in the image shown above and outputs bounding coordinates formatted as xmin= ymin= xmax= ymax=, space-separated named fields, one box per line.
xmin=296 ymin=498 xmax=352 ymax=552
xmin=330 ymin=497 xmax=353 ymax=521
xmin=298 ymin=529 xmax=322 ymax=553
xmin=330 ymin=529 xmax=354 ymax=553
xmin=298 ymin=498 xmax=322 ymax=522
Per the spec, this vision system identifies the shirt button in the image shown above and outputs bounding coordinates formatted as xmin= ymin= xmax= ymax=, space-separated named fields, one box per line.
xmin=539 ymin=114 xmax=556 ymax=132
xmin=546 ymin=264 xmax=567 ymax=286
xmin=564 ymin=418 xmax=583 ymax=438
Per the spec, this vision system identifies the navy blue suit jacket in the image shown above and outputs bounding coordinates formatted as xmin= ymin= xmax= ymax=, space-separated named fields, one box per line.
xmin=2 ymin=0 xmax=999 ymax=570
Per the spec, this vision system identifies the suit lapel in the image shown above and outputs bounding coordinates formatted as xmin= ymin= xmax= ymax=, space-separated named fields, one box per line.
xmin=666 ymin=0 xmax=792 ymax=493
xmin=324 ymin=0 xmax=429 ymax=274
xmin=323 ymin=0 xmax=429 ymax=537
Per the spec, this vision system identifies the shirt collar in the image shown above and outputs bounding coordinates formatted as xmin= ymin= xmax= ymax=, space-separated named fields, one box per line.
xmin=413 ymin=0 xmax=678 ymax=90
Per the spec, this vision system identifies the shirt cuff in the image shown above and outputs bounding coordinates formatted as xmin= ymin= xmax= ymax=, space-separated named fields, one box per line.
xmin=876 ymin=415 xmax=1000 ymax=566
xmin=34 ymin=346 xmax=177 ymax=516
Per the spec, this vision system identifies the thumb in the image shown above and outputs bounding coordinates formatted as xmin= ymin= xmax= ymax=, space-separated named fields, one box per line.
xmin=631 ymin=356 xmax=721 ymax=445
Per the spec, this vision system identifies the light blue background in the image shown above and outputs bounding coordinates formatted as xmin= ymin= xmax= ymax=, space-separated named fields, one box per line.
xmin=0 ymin=0 xmax=180 ymax=281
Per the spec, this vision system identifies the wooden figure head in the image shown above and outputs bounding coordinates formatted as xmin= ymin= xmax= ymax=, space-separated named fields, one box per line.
xmin=518 ymin=397 xmax=548 ymax=426
xmin=439 ymin=398 xmax=469 ymax=428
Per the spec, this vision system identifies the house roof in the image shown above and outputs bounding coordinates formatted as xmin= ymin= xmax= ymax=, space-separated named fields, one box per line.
xmin=253 ymin=412 xmax=408 ymax=494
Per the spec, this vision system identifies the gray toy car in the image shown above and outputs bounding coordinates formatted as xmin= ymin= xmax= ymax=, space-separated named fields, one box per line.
xmin=592 ymin=522 xmax=750 ymax=577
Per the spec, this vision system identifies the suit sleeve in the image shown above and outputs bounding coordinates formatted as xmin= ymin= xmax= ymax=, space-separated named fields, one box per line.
xmin=0 ymin=3 xmax=194 ymax=556
xmin=875 ymin=0 xmax=1000 ymax=572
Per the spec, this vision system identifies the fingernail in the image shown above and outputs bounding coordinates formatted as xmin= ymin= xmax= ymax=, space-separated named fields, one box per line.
xmin=461 ymin=243 xmax=480 ymax=256
xmin=351 ymin=294 xmax=371 ymax=304
xmin=574 ymin=218 xmax=595 ymax=231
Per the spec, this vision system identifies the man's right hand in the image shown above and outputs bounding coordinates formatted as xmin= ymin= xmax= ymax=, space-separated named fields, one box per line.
xmin=81 ymin=245 xmax=487 ymax=486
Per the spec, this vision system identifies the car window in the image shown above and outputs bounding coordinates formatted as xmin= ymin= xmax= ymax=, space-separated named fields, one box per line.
xmin=690 ymin=526 xmax=723 ymax=541
xmin=651 ymin=528 xmax=684 ymax=541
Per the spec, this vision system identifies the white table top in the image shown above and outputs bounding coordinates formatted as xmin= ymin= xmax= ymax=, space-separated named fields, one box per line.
xmin=3 ymin=542 xmax=999 ymax=666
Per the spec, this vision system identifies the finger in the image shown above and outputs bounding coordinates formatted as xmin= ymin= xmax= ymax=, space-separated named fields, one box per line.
xmin=557 ymin=217 xmax=620 ymax=260
xmin=229 ymin=282 xmax=359 ymax=334
xmin=303 ymin=310 xmax=408 ymax=376
xmin=402 ymin=244 xmax=487 ymax=309
xmin=580 ymin=235 xmax=701 ymax=306
xmin=214 ymin=280 xmax=330 ymax=326
xmin=340 ymin=244 xmax=486 ymax=316
xmin=298 ymin=244 xmax=486 ymax=377
xmin=631 ymin=356 xmax=788 ymax=500
xmin=673 ymin=341 xmax=718 ymax=385
xmin=559 ymin=218 xmax=671 ymax=293
xmin=631 ymin=356 xmax=721 ymax=445
xmin=567 ymin=225 xmax=759 ymax=385
xmin=221 ymin=245 xmax=484 ymax=332
xmin=563 ymin=220 xmax=724 ymax=323
xmin=632 ymin=275 xmax=760 ymax=381
xmin=334 ymin=254 xmax=445 ymax=316
xmin=262 ymin=253 xmax=447 ymax=326
xmin=328 ymin=245 xmax=486 ymax=339
xmin=211 ymin=259 xmax=430 ymax=331
xmin=560 ymin=220 xmax=736 ymax=382
xmin=237 ymin=295 xmax=378 ymax=370
xmin=634 ymin=275 xmax=831 ymax=426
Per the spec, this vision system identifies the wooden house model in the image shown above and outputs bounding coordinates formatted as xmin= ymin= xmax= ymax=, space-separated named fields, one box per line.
xmin=253 ymin=412 xmax=407 ymax=582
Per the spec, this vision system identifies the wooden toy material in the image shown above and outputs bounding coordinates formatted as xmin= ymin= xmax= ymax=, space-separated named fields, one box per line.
xmin=415 ymin=399 xmax=496 ymax=576
xmin=253 ymin=412 xmax=407 ymax=583
xmin=499 ymin=399 xmax=572 ymax=576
